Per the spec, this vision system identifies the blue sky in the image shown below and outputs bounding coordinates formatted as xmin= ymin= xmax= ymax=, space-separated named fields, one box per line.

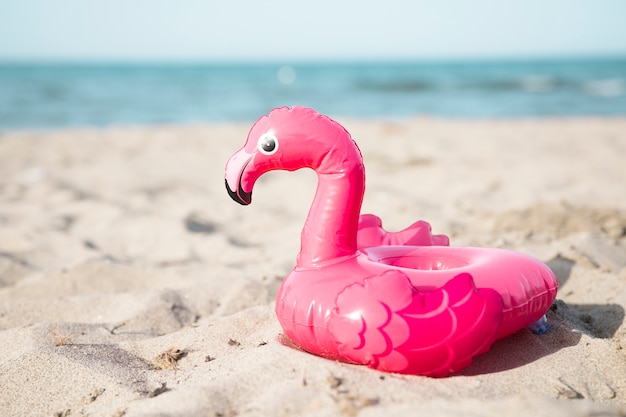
xmin=1 ymin=0 xmax=625 ymax=61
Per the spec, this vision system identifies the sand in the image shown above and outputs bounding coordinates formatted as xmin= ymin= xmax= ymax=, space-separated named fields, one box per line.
xmin=0 ymin=117 xmax=625 ymax=416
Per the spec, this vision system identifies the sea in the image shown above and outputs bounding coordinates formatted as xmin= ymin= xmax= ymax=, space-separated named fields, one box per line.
xmin=1 ymin=58 xmax=625 ymax=130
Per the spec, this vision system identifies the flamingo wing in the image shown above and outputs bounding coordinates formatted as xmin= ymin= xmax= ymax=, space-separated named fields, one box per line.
xmin=328 ymin=271 xmax=502 ymax=376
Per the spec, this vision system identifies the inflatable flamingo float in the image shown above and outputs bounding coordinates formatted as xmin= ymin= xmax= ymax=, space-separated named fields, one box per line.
xmin=225 ymin=106 xmax=558 ymax=377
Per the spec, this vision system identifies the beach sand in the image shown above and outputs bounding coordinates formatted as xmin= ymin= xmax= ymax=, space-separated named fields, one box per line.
xmin=1 ymin=117 xmax=625 ymax=416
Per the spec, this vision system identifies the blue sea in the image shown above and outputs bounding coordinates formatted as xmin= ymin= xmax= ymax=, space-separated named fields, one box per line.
xmin=1 ymin=58 xmax=625 ymax=130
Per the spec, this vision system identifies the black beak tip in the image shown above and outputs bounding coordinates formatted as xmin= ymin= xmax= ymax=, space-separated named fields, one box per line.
xmin=225 ymin=179 xmax=252 ymax=205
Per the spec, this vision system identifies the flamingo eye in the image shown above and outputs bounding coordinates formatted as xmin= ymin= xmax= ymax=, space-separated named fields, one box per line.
xmin=257 ymin=134 xmax=278 ymax=155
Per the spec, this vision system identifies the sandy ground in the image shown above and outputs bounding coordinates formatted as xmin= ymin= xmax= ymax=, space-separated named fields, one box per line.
xmin=0 ymin=116 xmax=625 ymax=417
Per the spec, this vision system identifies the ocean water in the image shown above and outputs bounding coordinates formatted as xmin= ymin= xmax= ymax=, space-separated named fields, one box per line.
xmin=0 ymin=58 xmax=625 ymax=130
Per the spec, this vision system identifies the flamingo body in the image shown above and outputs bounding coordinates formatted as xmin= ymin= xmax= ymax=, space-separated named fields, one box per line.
xmin=225 ymin=106 xmax=558 ymax=376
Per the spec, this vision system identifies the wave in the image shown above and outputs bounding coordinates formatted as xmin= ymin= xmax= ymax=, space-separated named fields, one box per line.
xmin=354 ymin=75 xmax=625 ymax=96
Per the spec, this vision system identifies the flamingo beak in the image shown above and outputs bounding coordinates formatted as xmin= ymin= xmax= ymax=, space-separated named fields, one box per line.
xmin=225 ymin=149 xmax=253 ymax=205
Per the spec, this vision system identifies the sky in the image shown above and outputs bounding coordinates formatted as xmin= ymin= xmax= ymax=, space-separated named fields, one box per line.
xmin=1 ymin=0 xmax=626 ymax=62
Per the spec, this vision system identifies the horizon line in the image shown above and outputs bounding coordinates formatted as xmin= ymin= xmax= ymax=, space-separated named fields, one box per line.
xmin=1 ymin=52 xmax=626 ymax=66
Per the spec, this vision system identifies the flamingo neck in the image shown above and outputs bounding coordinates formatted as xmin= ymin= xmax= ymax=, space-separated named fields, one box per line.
xmin=296 ymin=162 xmax=365 ymax=269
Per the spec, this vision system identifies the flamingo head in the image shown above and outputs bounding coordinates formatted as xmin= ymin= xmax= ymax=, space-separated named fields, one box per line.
xmin=225 ymin=106 xmax=361 ymax=205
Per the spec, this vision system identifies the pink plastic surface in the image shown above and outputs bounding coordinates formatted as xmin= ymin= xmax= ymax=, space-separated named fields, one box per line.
xmin=225 ymin=106 xmax=558 ymax=376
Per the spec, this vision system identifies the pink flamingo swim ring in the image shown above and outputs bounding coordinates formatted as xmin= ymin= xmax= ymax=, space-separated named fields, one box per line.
xmin=225 ymin=106 xmax=558 ymax=377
